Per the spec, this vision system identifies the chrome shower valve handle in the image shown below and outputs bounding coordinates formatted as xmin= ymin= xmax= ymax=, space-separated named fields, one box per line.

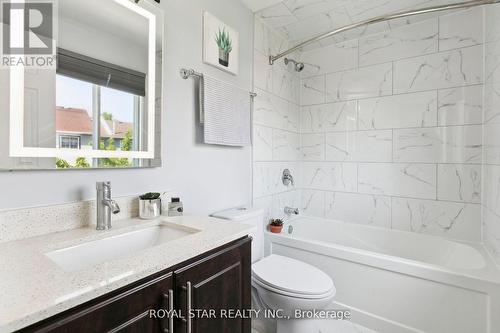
xmin=282 ymin=169 xmax=294 ymax=186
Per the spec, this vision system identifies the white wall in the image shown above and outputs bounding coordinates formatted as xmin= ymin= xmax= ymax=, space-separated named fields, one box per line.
xmin=58 ymin=17 xmax=147 ymax=73
xmin=0 ymin=0 xmax=254 ymax=215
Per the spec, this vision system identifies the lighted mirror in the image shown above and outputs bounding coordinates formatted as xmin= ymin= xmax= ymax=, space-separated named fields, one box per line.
xmin=0 ymin=0 xmax=163 ymax=170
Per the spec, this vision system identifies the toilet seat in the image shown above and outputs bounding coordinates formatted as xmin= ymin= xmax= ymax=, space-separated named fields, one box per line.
xmin=252 ymin=255 xmax=335 ymax=299
xmin=252 ymin=276 xmax=336 ymax=299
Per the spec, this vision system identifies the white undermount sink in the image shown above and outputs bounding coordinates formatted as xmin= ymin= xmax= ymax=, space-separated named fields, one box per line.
xmin=45 ymin=223 xmax=200 ymax=272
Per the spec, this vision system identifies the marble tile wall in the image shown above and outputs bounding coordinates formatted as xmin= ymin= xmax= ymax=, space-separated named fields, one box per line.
xmin=253 ymin=18 xmax=302 ymax=225
xmin=256 ymin=0 xmax=466 ymax=48
xmin=483 ymin=5 xmax=500 ymax=266
xmin=297 ymin=8 xmax=484 ymax=242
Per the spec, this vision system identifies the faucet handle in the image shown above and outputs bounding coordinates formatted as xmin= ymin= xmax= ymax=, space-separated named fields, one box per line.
xmin=282 ymin=169 xmax=294 ymax=186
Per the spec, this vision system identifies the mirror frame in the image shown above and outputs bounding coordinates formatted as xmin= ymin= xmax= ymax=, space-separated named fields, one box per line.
xmin=8 ymin=0 xmax=158 ymax=160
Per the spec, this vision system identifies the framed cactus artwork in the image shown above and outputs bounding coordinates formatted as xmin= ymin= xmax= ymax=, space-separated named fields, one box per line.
xmin=203 ymin=11 xmax=239 ymax=75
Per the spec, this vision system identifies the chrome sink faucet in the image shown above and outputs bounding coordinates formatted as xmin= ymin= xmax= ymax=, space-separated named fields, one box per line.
xmin=96 ymin=181 xmax=120 ymax=230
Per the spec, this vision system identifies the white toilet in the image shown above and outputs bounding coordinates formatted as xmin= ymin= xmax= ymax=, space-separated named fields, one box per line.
xmin=211 ymin=207 xmax=336 ymax=333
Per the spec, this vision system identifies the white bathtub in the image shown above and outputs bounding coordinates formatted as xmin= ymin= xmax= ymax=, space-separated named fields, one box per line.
xmin=265 ymin=217 xmax=500 ymax=333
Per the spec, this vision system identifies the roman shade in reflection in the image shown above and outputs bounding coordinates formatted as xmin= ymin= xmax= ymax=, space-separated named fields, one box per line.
xmin=57 ymin=48 xmax=146 ymax=96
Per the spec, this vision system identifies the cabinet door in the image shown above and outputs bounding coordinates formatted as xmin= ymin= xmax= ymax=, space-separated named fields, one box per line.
xmin=22 ymin=273 xmax=174 ymax=333
xmin=174 ymin=237 xmax=251 ymax=333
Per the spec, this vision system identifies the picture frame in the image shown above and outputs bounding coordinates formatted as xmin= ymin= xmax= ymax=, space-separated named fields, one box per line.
xmin=203 ymin=11 xmax=239 ymax=75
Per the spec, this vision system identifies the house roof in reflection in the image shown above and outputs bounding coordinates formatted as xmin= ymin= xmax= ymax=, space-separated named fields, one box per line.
xmin=56 ymin=106 xmax=133 ymax=139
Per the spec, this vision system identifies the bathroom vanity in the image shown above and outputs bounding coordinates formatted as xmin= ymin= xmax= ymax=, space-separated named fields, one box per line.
xmin=0 ymin=216 xmax=254 ymax=333
xmin=20 ymin=237 xmax=251 ymax=333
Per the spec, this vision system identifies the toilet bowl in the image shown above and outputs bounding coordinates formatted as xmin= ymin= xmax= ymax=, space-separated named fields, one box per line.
xmin=211 ymin=207 xmax=336 ymax=333
xmin=252 ymin=254 xmax=336 ymax=333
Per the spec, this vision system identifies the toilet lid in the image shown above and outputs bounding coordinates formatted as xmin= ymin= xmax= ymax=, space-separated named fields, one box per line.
xmin=252 ymin=255 xmax=334 ymax=296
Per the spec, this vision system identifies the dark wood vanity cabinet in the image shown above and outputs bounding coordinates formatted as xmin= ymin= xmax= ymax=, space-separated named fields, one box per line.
xmin=174 ymin=236 xmax=251 ymax=333
xmin=19 ymin=237 xmax=251 ymax=333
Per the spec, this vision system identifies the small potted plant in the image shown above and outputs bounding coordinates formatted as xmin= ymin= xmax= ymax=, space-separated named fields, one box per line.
xmin=269 ymin=219 xmax=284 ymax=233
xmin=215 ymin=28 xmax=232 ymax=67
xmin=139 ymin=192 xmax=162 ymax=219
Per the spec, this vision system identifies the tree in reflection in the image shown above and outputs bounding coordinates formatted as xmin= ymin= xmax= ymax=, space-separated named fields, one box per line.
xmin=55 ymin=130 xmax=133 ymax=169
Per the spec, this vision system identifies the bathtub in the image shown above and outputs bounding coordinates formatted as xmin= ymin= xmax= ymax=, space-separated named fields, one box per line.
xmin=264 ymin=217 xmax=500 ymax=333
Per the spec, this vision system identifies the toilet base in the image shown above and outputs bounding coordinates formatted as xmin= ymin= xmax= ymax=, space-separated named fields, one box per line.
xmin=276 ymin=318 xmax=319 ymax=333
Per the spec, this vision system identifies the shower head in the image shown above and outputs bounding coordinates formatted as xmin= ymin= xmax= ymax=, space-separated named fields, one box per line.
xmin=284 ymin=58 xmax=305 ymax=72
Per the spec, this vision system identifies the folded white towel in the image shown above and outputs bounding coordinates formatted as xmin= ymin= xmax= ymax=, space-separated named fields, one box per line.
xmin=202 ymin=75 xmax=252 ymax=147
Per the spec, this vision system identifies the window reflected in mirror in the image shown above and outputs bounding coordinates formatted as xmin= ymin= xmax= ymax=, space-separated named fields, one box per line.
xmin=54 ymin=72 xmax=146 ymax=169
xmin=0 ymin=0 xmax=163 ymax=170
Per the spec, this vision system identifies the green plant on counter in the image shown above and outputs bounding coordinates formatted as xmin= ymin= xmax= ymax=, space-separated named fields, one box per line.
xmin=139 ymin=192 xmax=162 ymax=200
xmin=270 ymin=218 xmax=284 ymax=227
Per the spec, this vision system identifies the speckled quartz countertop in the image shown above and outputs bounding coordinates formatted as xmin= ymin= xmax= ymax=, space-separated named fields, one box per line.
xmin=0 ymin=216 xmax=253 ymax=333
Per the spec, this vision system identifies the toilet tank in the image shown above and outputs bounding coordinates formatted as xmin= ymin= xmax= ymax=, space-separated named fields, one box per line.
xmin=211 ymin=207 xmax=265 ymax=262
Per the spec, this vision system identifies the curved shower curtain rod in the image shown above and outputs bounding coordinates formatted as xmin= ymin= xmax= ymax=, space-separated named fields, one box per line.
xmin=269 ymin=0 xmax=500 ymax=65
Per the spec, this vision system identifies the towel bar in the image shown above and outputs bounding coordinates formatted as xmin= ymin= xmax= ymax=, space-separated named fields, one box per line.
xmin=180 ymin=68 xmax=257 ymax=97
xmin=180 ymin=68 xmax=257 ymax=124
xmin=180 ymin=68 xmax=203 ymax=80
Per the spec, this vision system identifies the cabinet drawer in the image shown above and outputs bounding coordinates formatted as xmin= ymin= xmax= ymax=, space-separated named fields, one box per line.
xmin=22 ymin=273 xmax=173 ymax=333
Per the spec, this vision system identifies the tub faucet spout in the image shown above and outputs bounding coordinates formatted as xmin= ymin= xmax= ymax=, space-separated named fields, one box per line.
xmin=284 ymin=206 xmax=299 ymax=216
